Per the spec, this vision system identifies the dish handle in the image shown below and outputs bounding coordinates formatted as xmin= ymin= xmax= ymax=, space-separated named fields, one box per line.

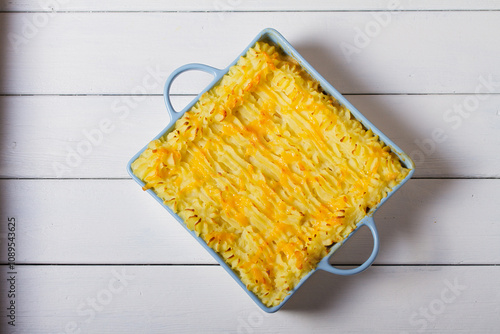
xmin=163 ymin=63 xmax=224 ymax=124
xmin=317 ymin=216 xmax=379 ymax=276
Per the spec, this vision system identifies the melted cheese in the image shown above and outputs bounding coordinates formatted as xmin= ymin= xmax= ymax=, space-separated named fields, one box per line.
xmin=131 ymin=42 xmax=409 ymax=307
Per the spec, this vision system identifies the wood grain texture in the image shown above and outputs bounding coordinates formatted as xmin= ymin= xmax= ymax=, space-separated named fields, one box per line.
xmin=0 ymin=265 xmax=498 ymax=333
xmin=2 ymin=0 xmax=500 ymax=11
xmin=1 ymin=3 xmax=499 ymax=332
xmin=1 ymin=179 xmax=498 ymax=265
xmin=2 ymin=94 xmax=499 ymax=179
xmin=2 ymin=12 xmax=500 ymax=94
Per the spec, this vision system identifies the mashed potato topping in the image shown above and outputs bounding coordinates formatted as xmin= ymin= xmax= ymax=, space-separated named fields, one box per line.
xmin=131 ymin=42 xmax=408 ymax=307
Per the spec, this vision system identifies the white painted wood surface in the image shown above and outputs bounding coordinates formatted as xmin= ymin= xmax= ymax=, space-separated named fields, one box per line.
xmin=1 ymin=2 xmax=499 ymax=333
xmin=2 ymin=12 xmax=500 ymax=95
xmin=2 ymin=0 xmax=500 ymax=11
xmin=1 ymin=179 xmax=499 ymax=265
xmin=0 ymin=265 xmax=498 ymax=333
xmin=1 ymin=94 xmax=499 ymax=178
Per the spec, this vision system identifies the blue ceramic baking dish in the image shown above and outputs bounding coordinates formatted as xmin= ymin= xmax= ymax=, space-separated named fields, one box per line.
xmin=127 ymin=28 xmax=415 ymax=313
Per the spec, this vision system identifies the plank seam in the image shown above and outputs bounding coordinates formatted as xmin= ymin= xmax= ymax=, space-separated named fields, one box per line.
xmin=2 ymin=93 xmax=500 ymax=97
xmin=1 ymin=263 xmax=498 ymax=266
xmin=1 ymin=177 xmax=498 ymax=181
xmin=1 ymin=10 xmax=500 ymax=14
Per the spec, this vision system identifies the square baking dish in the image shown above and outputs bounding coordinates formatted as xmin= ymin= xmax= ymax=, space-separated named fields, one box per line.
xmin=127 ymin=28 xmax=415 ymax=312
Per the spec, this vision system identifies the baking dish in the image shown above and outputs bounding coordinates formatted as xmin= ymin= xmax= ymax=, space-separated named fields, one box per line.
xmin=127 ymin=28 xmax=415 ymax=313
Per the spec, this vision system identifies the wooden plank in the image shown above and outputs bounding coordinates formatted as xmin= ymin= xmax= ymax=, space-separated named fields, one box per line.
xmin=1 ymin=179 xmax=499 ymax=265
xmin=1 ymin=94 xmax=499 ymax=179
xmin=1 ymin=0 xmax=500 ymax=12
xmin=0 ymin=4 xmax=497 ymax=334
xmin=2 ymin=12 xmax=500 ymax=94
xmin=0 ymin=265 xmax=498 ymax=333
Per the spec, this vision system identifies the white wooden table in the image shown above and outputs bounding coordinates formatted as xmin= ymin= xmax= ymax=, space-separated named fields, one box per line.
xmin=1 ymin=1 xmax=500 ymax=333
